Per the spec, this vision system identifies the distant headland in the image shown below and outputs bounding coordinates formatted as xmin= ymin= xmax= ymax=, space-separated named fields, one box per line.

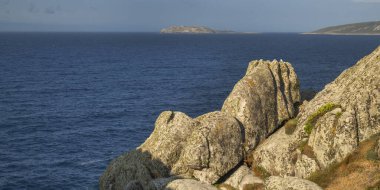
xmin=160 ymin=26 xmax=246 ymax=34
xmin=306 ymin=21 xmax=380 ymax=35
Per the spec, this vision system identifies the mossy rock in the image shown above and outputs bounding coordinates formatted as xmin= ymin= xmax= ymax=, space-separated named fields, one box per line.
xmin=304 ymin=103 xmax=340 ymax=135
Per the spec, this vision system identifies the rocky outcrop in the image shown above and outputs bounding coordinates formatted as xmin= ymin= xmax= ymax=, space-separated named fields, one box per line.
xmin=100 ymin=46 xmax=380 ymax=190
xmin=222 ymin=59 xmax=300 ymax=151
xmin=99 ymin=150 xmax=170 ymax=190
xmin=251 ymin=46 xmax=380 ymax=177
xmin=172 ymin=111 xmax=244 ymax=184
xmin=265 ymin=176 xmax=323 ymax=190
xmin=160 ymin=26 xmax=217 ymax=34
xmin=160 ymin=26 xmax=238 ymax=34
xmin=100 ymin=111 xmax=244 ymax=189
xmin=138 ymin=111 xmax=197 ymax=169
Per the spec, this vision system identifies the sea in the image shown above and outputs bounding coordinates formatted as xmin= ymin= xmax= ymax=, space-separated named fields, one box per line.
xmin=1 ymin=33 xmax=380 ymax=189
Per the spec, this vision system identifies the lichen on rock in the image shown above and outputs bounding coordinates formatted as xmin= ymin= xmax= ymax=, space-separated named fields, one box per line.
xmin=172 ymin=111 xmax=244 ymax=184
xmin=222 ymin=59 xmax=300 ymax=152
xmin=251 ymin=45 xmax=380 ymax=179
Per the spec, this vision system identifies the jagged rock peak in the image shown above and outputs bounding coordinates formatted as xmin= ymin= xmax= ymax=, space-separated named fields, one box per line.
xmin=222 ymin=59 xmax=300 ymax=151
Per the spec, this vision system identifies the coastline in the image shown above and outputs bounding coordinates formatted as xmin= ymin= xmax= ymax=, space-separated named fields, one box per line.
xmin=302 ymin=32 xmax=380 ymax=36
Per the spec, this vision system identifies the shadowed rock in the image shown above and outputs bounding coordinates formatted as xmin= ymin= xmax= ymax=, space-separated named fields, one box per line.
xmin=99 ymin=150 xmax=170 ymax=190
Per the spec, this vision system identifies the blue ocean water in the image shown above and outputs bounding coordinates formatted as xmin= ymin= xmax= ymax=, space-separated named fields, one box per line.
xmin=0 ymin=33 xmax=380 ymax=189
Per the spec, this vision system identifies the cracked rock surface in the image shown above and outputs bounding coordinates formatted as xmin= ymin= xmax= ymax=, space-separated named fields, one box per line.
xmin=222 ymin=59 xmax=300 ymax=151
xmin=252 ymin=46 xmax=380 ymax=178
xmin=172 ymin=111 xmax=244 ymax=184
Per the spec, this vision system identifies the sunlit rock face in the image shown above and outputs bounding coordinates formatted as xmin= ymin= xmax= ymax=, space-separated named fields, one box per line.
xmin=222 ymin=59 xmax=300 ymax=152
xmin=251 ymin=46 xmax=380 ymax=178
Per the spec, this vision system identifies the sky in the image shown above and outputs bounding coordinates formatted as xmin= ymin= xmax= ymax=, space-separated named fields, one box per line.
xmin=0 ymin=0 xmax=379 ymax=32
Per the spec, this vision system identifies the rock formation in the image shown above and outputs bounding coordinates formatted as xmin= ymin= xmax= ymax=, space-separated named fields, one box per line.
xmin=172 ymin=111 xmax=244 ymax=184
xmin=99 ymin=150 xmax=170 ymax=190
xmin=138 ymin=111 xmax=197 ymax=169
xmin=160 ymin=26 xmax=239 ymax=34
xmin=160 ymin=26 xmax=217 ymax=34
xmin=222 ymin=59 xmax=300 ymax=151
xmin=251 ymin=46 xmax=380 ymax=178
xmin=100 ymin=46 xmax=380 ymax=190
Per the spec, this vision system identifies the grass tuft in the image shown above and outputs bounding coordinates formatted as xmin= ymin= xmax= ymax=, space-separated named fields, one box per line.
xmin=285 ymin=118 xmax=298 ymax=135
xmin=304 ymin=103 xmax=340 ymax=135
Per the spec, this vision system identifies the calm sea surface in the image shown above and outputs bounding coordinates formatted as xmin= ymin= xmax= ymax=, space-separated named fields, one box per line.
xmin=1 ymin=33 xmax=380 ymax=189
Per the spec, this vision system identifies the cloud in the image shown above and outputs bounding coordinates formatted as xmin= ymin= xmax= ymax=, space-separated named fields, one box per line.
xmin=28 ymin=3 xmax=39 ymax=13
xmin=353 ymin=0 xmax=380 ymax=3
xmin=0 ymin=0 xmax=10 ymax=6
xmin=45 ymin=7 xmax=55 ymax=14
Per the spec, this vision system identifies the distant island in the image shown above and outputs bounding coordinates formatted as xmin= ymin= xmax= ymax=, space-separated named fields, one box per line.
xmin=160 ymin=26 xmax=240 ymax=34
xmin=306 ymin=21 xmax=380 ymax=35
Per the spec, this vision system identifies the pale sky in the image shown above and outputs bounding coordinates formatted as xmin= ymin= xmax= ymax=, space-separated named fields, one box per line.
xmin=0 ymin=0 xmax=379 ymax=32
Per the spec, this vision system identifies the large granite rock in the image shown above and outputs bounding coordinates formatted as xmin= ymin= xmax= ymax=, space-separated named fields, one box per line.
xmin=251 ymin=46 xmax=380 ymax=178
xmin=99 ymin=150 xmax=170 ymax=190
xmin=265 ymin=176 xmax=323 ymax=190
xmin=100 ymin=111 xmax=244 ymax=189
xmin=100 ymin=111 xmax=196 ymax=190
xmin=172 ymin=111 xmax=244 ymax=184
xmin=138 ymin=111 xmax=198 ymax=169
xmin=222 ymin=59 xmax=300 ymax=151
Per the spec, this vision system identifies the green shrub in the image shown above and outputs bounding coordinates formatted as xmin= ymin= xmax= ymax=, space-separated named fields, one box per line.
xmin=304 ymin=103 xmax=340 ymax=135
xmin=285 ymin=119 xmax=298 ymax=135
xmin=336 ymin=111 xmax=342 ymax=118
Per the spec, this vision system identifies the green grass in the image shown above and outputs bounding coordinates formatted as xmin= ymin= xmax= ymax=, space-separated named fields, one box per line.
xmin=304 ymin=103 xmax=340 ymax=135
